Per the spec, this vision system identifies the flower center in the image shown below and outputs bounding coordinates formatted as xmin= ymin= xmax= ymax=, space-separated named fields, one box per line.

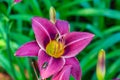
xmin=46 ymin=40 xmax=64 ymax=58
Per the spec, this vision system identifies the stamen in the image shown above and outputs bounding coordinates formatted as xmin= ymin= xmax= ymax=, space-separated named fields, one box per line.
xmin=59 ymin=43 xmax=63 ymax=52
xmin=54 ymin=43 xmax=57 ymax=55
xmin=55 ymin=34 xmax=59 ymax=41
xmin=57 ymin=43 xmax=60 ymax=53
xmin=31 ymin=62 xmax=39 ymax=80
xmin=58 ymin=36 xmax=65 ymax=45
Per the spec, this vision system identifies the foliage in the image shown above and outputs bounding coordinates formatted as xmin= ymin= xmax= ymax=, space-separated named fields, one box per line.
xmin=0 ymin=0 xmax=120 ymax=80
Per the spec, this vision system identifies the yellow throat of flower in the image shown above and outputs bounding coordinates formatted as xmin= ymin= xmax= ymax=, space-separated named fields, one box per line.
xmin=46 ymin=40 xmax=64 ymax=58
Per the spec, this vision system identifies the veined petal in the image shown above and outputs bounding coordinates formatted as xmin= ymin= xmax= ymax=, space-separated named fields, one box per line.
xmin=66 ymin=57 xmax=82 ymax=80
xmin=52 ymin=65 xmax=72 ymax=80
xmin=38 ymin=50 xmax=65 ymax=79
xmin=15 ymin=41 xmax=40 ymax=56
xmin=55 ymin=20 xmax=70 ymax=35
xmin=32 ymin=17 xmax=58 ymax=49
xmin=63 ymin=32 xmax=94 ymax=58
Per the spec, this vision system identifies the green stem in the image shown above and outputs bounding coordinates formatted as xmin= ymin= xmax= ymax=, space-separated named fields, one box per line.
xmin=31 ymin=62 xmax=39 ymax=80
xmin=5 ymin=1 xmax=17 ymax=79
xmin=5 ymin=21 xmax=17 ymax=80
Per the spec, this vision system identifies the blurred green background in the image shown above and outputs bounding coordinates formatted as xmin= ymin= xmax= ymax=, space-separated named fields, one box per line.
xmin=0 ymin=0 xmax=120 ymax=80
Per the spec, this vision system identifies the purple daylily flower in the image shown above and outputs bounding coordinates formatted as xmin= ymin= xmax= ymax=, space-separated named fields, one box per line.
xmin=14 ymin=0 xmax=22 ymax=3
xmin=15 ymin=17 xmax=94 ymax=79
xmin=52 ymin=57 xmax=81 ymax=80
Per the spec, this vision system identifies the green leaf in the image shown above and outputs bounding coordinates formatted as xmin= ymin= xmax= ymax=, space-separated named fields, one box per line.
xmin=29 ymin=0 xmax=43 ymax=16
xmin=0 ymin=51 xmax=14 ymax=78
xmin=58 ymin=0 xmax=91 ymax=11
xmin=9 ymin=32 xmax=31 ymax=44
xmin=106 ymin=58 xmax=120 ymax=79
xmin=81 ymin=33 xmax=120 ymax=75
xmin=10 ymin=14 xmax=33 ymax=21
xmin=63 ymin=8 xmax=120 ymax=20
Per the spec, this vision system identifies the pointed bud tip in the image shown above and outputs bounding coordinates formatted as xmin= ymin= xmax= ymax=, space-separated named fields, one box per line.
xmin=49 ymin=6 xmax=56 ymax=24
xmin=50 ymin=7 xmax=55 ymax=11
xmin=99 ymin=49 xmax=105 ymax=57
xmin=100 ymin=49 xmax=105 ymax=53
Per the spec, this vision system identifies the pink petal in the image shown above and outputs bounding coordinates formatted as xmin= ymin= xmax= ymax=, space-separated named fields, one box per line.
xmin=52 ymin=65 xmax=72 ymax=80
xmin=32 ymin=17 xmax=58 ymax=49
xmin=38 ymin=50 xmax=65 ymax=79
xmin=55 ymin=20 xmax=70 ymax=35
xmin=66 ymin=57 xmax=82 ymax=80
xmin=15 ymin=41 xmax=40 ymax=56
xmin=63 ymin=32 xmax=94 ymax=58
xmin=14 ymin=0 xmax=21 ymax=3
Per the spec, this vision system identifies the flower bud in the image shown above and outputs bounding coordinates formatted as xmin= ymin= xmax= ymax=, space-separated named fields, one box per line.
xmin=96 ymin=49 xmax=106 ymax=80
xmin=49 ymin=7 xmax=56 ymax=24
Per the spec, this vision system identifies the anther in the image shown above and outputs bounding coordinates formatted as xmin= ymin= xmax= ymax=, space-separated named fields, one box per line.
xmin=55 ymin=34 xmax=59 ymax=41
